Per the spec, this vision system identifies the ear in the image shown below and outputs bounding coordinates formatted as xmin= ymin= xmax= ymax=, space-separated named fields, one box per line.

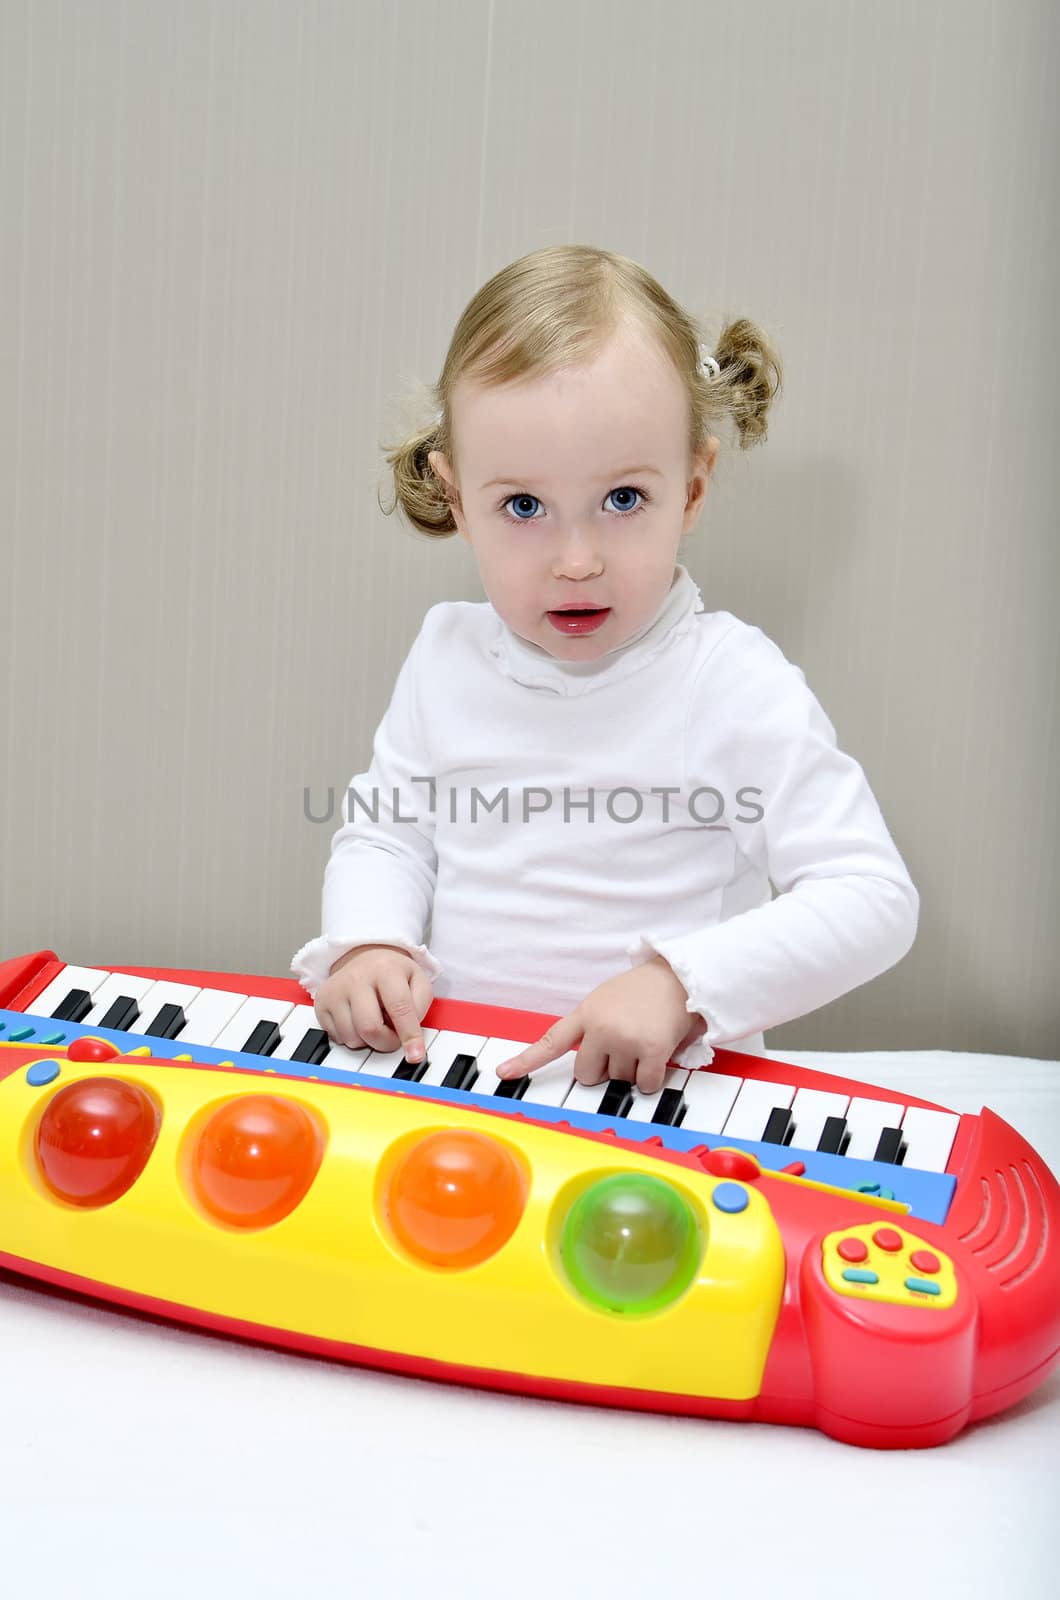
xmin=681 ymin=436 xmax=719 ymax=537
xmin=427 ymin=450 xmax=470 ymax=542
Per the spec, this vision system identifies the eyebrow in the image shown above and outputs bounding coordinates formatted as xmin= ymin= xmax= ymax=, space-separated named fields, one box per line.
xmin=481 ymin=465 xmax=664 ymax=490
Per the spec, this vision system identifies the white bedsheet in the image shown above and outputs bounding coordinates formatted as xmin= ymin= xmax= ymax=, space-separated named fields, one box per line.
xmin=1 ymin=1049 xmax=1057 ymax=1598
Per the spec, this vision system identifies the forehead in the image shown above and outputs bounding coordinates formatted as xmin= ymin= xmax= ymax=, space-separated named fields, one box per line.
xmin=453 ymin=327 xmax=687 ymax=479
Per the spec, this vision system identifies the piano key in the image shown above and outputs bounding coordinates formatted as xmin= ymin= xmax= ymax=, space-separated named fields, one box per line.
xmin=817 ymin=1115 xmax=850 ymax=1155
xmin=415 ymin=1031 xmax=489 ymax=1090
xmin=440 ymin=1053 xmax=480 ymax=1092
xmin=392 ymin=1055 xmax=431 ymax=1082
xmin=873 ymin=1126 xmax=906 ymax=1165
xmin=212 ymin=996 xmax=295 ymax=1054
xmin=624 ymin=1068 xmax=691 ymax=1124
xmin=651 ymin=1086 xmax=688 ymax=1127
xmin=241 ymin=1019 xmax=282 ymax=1057
xmin=98 ymin=996 xmax=142 ymax=1032
xmin=82 ymin=971 xmax=160 ymax=1029
xmin=176 ymin=988 xmax=252 ymax=1047
xmin=897 ymin=1106 xmax=961 ymax=1174
xmin=563 ymin=1076 xmax=633 ymax=1119
xmin=681 ymin=1070 xmax=744 ymax=1135
xmin=787 ymin=1087 xmax=851 ymax=1153
xmin=761 ymin=1105 xmax=796 ymax=1145
xmin=132 ymin=980 xmax=203 ymax=1038
xmin=721 ymin=1077 xmax=796 ymax=1141
xmin=520 ymin=1052 xmax=581 ymax=1108
xmin=270 ymin=1005 xmax=326 ymax=1062
xmin=358 ymin=1029 xmax=441 ymax=1079
xmin=843 ymin=1096 xmax=907 ymax=1161
xmin=28 ymin=965 xmax=113 ymax=1019
xmin=469 ymin=1037 xmax=550 ymax=1096
xmin=52 ymin=989 xmax=93 ymax=1022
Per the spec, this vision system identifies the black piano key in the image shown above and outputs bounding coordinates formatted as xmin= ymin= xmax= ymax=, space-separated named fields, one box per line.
xmin=392 ymin=1054 xmax=431 ymax=1082
xmin=817 ymin=1115 xmax=850 ymax=1156
xmin=143 ymin=1003 xmax=187 ymax=1040
xmin=494 ymin=1074 xmax=530 ymax=1100
xmin=241 ymin=1019 xmax=282 ymax=1057
xmin=51 ymin=988 xmax=93 ymax=1022
xmin=650 ymin=1087 xmax=688 ymax=1127
xmin=762 ymin=1106 xmax=796 ymax=1145
xmin=441 ymin=1052 xmax=479 ymax=1091
xmin=597 ymin=1080 xmax=635 ymax=1119
xmin=873 ymin=1126 xmax=907 ymax=1165
xmin=291 ymin=1027 xmax=331 ymax=1066
xmin=98 ymin=996 xmax=141 ymax=1032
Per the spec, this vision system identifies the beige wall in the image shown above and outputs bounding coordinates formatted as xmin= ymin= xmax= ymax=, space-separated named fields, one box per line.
xmin=1 ymin=0 xmax=1057 ymax=1058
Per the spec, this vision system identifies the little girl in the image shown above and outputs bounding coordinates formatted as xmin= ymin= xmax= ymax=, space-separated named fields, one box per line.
xmin=291 ymin=244 xmax=919 ymax=1097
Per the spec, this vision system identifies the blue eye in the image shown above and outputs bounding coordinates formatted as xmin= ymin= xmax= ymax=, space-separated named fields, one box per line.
xmin=499 ymin=485 xmax=650 ymax=524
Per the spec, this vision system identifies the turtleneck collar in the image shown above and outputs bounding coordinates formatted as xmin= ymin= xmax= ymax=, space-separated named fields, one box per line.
xmin=484 ymin=564 xmax=706 ymax=697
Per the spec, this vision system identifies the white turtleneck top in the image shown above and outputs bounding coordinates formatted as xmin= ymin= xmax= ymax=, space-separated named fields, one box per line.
xmin=291 ymin=566 xmax=919 ymax=1066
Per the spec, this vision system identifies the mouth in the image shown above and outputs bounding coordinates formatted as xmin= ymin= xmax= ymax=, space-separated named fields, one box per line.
xmin=546 ymin=605 xmax=612 ymax=636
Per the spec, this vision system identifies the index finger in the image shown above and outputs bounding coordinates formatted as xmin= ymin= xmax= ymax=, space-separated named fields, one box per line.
xmin=377 ymin=972 xmax=427 ymax=1063
xmin=495 ymin=1015 xmax=581 ymax=1078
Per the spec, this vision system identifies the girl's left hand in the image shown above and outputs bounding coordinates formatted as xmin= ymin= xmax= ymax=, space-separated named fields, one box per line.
xmin=494 ymin=955 xmax=707 ymax=1097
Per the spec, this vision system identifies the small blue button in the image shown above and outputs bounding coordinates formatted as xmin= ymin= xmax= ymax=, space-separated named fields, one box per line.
xmin=841 ymin=1267 xmax=880 ymax=1284
xmin=10 ymin=1025 xmax=35 ymax=1043
xmin=905 ymin=1276 xmax=942 ymax=1296
xmin=712 ymin=1181 xmax=749 ymax=1214
xmin=26 ymin=1060 xmax=61 ymax=1087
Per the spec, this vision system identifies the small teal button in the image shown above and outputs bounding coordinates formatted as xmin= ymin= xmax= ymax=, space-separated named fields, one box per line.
xmin=10 ymin=1025 xmax=35 ymax=1042
xmin=39 ymin=1031 xmax=66 ymax=1046
xmin=712 ymin=1181 xmax=749 ymax=1214
xmin=26 ymin=1060 xmax=61 ymax=1087
xmin=856 ymin=1182 xmax=880 ymax=1195
xmin=905 ymin=1276 xmax=942 ymax=1296
xmin=842 ymin=1267 xmax=879 ymax=1284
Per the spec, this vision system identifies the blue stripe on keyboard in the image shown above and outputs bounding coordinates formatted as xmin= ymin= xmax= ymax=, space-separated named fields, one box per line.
xmin=0 ymin=1008 xmax=957 ymax=1224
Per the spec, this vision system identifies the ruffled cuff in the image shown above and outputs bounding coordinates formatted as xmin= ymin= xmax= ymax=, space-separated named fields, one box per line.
xmin=290 ymin=935 xmax=444 ymax=999
xmin=626 ymin=931 xmax=725 ymax=1069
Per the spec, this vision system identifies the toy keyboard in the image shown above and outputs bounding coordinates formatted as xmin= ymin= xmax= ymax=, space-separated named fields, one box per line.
xmin=1 ymin=949 xmax=1058 ymax=1450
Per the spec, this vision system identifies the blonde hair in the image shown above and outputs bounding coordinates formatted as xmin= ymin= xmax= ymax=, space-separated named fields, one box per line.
xmin=378 ymin=243 xmax=783 ymax=539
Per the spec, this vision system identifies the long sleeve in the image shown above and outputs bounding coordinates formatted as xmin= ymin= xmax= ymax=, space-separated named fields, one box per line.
xmin=627 ymin=627 xmax=919 ymax=1057
xmin=290 ymin=624 xmax=444 ymax=998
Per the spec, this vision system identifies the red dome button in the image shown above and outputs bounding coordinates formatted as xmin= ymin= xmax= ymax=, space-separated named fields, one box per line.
xmin=703 ymin=1147 xmax=760 ymax=1181
xmin=67 ymin=1036 xmax=121 ymax=1063
xmin=910 ymin=1249 xmax=941 ymax=1274
xmin=872 ymin=1227 xmax=903 ymax=1252
xmin=837 ymin=1237 xmax=869 ymax=1263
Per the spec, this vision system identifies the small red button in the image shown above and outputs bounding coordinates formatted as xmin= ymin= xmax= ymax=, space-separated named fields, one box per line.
xmin=873 ymin=1227 xmax=903 ymax=1252
xmin=703 ymin=1147 xmax=760 ymax=1181
xmin=837 ymin=1237 xmax=869 ymax=1263
xmin=67 ymin=1036 xmax=121 ymax=1063
xmin=910 ymin=1249 xmax=941 ymax=1274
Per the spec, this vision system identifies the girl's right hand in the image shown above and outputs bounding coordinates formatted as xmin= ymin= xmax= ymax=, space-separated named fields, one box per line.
xmin=314 ymin=944 xmax=433 ymax=1063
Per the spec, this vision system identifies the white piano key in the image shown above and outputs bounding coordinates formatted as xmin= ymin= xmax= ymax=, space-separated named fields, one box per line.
xmin=357 ymin=1028 xmax=441 ymax=1078
xmin=28 ymin=965 xmax=114 ymax=1018
xmin=272 ymin=1004 xmax=329 ymax=1061
xmin=212 ymin=996 xmax=295 ymax=1054
xmin=417 ymin=1030 xmax=489 ymax=1088
xmin=519 ymin=1052 xmax=579 ymax=1108
xmin=788 ymin=1086 xmax=851 ymax=1153
xmin=176 ymin=988 xmax=252 ymax=1047
xmin=563 ymin=1076 xmax=623 ymax=1116
xmin=898 ymin=1105 xmax=961 ymax=1174
xmin=624 ymin=1067 xmax=692 ymax=1123
xmin=844 ymin=1095 xmax=907 ymax=1161
xmin=721 ymin=1077 xmax=796 ymax=1141
xmin=82 ymin=971 xmax=162 ymax=1028
xmin=681 ymin=1070 xmax=745 ymax=1134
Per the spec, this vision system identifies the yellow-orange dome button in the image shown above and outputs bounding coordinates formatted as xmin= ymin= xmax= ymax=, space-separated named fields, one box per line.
xmin=384 ymin=1130 xmax=527 ymax=1268
xmin=190 ymin=1095 xmax=323 ymax=1228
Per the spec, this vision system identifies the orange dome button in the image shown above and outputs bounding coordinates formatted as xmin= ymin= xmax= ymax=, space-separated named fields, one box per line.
xmin=702 ymin=1147 xmax=760 ymax=1182
xmin=36 ymin=1077 xmax=160 ymax=1206
xmin=384 ymin=1130 xmax=527 ymax=1268
xmin=872 ymin=1227 xmax=904 ymax=1252
xmin=910 ymin=1248 xmax=941 ymax=1275
xmin=191 ymin=1095 xmax=323 ymax=1228
xmin=837 ymin=1236 xmax=869 ymax=1263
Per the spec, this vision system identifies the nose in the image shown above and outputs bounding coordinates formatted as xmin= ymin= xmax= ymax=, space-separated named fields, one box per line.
xmin=550 ymin=527 xmax=603 ymax=580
